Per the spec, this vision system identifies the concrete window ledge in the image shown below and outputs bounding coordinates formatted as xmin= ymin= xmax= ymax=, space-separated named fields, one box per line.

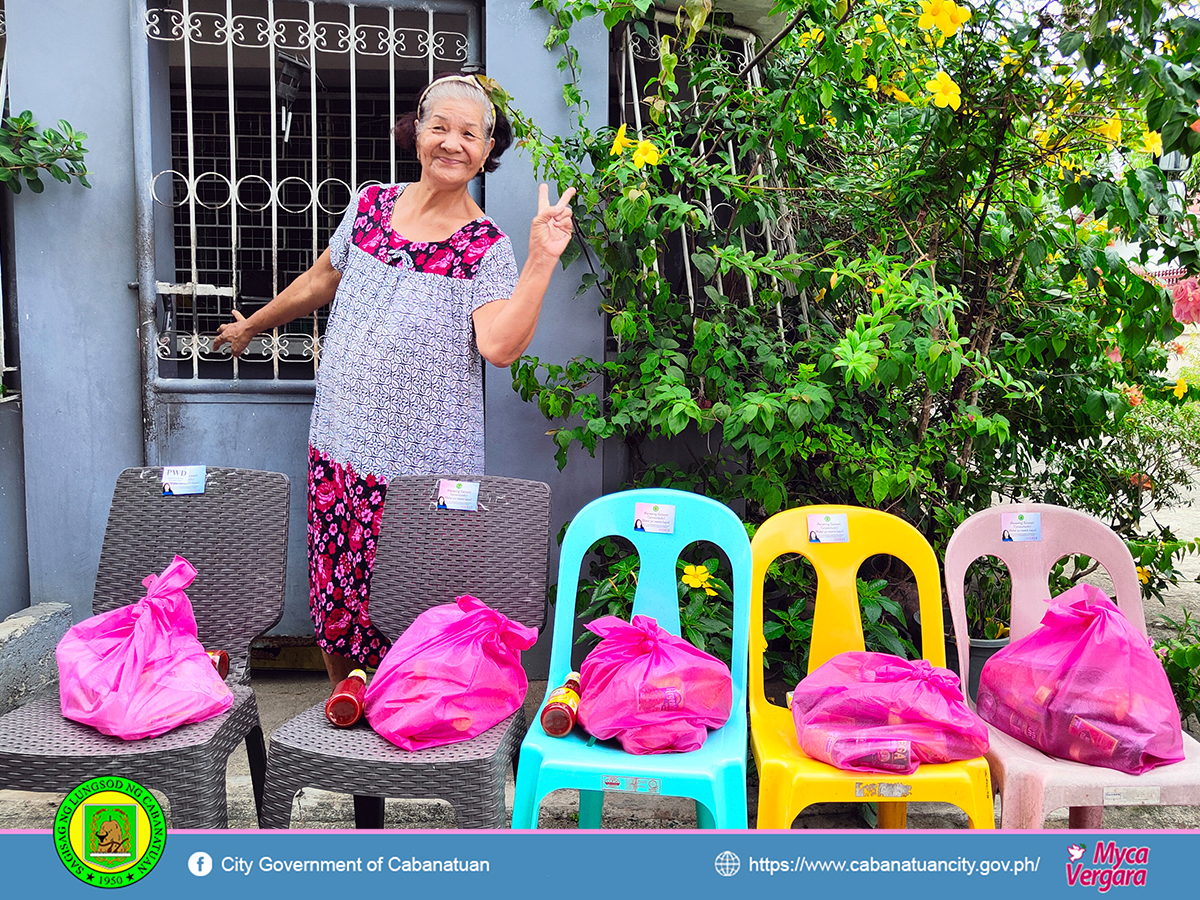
xmin=0 ymin=603 xmax=73 ymax=715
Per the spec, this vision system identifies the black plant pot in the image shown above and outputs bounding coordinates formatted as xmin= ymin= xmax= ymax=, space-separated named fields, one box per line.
xmin=944 ymin=635 xmax=1010 ymax=702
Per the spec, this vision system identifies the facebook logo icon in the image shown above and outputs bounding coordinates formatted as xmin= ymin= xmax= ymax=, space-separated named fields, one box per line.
xmin=188 ymin=852 xmax=213 ymax=877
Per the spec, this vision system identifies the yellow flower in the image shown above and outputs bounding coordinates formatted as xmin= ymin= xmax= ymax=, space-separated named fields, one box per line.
xmin=797 ymin=27 xmax=824 ymax=47
xmin=682 ymin=564 xmax=717 ymax=596
xmin=1142 ymin=130 xmax=1163 ymax=157
xmin=926 ymin=71 xmax=962 ymax=110
xmin=920 ymin=0 xmax=970 ymax=36
xmin=866 ymin=74 xmax=878 ymax=91
xmin=872 ymin=14 xmax=888 ymax=32
xmin=1137 ymin=565 xmax=1150 ymax=585
xmin=1172 ymin=376 xmax=1189 ymax=399
xmin=631 ymin=140 xmax=661 ymax=168
xmin=797 ymin=112 xmax=807 ymax=125
xmin=1095 ymin=113 xmax=1122 ymax=144
xmin=918 ymin=0 xmax=949 ymax=30
xmin=610 ymin=123 xmax=634 ymax=156
xmin=941 ymin=2 xmax=971 ymax=35
xmin=886 ymin=86 xmax=912 ymax=104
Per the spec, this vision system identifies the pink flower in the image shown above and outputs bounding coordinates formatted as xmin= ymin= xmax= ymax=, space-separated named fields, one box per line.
xmin=1171 ymin=277 xmax=1200 ymax=324
xmin=1106 ymin=346 xmax=1122 ymax=363
xmin=314 ymin=480 xmax=336 ymax=511
xmin=1124 ymin=385 xmax=1145 ymax=406
xmin=359 ymin=230 xmax=383 ymax=254
xmin=325 ymin=608 xmax=351 ymax=640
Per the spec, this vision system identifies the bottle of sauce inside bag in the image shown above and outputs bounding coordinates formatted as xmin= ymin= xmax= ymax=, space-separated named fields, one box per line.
xmin=206 ymin=649 xmax=230 ymax=680
xmin=540 ymin=672 xmax=582 ymax=737
xmin=325 ymin=669 xmax=368 ymax=727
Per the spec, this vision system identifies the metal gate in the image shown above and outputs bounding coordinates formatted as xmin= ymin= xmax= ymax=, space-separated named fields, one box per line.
xmin=130 ymin=0 xmax=483 ymax=453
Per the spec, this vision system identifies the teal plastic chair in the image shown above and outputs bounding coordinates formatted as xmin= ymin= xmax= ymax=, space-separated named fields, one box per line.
xmin=511 ymin=488 xmax=751 ymax=829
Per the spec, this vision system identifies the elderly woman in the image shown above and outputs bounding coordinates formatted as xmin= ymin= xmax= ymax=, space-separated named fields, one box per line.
xmin=213 ymin=73 xmax=574 ymax=685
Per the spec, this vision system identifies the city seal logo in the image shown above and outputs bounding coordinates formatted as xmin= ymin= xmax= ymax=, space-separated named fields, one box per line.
xmin=54 ymin=776 xmax=166 ymax=888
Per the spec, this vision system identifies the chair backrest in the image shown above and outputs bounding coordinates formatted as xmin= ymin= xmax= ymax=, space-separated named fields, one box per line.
xmin=944 ymin=503 xmax=1145 ymax=684
xmin=749 ymin=505 xmax=945 ymax=713
xmin=369 ymin=474 xmax=551 ymax=638
xmin=548 ymin=487 xmax=752 ymax=703
xmin=93 ymin=467 xmax=290 ymax=684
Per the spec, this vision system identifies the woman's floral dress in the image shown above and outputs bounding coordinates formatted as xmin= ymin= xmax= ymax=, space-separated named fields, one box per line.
xmin=307 ymin=184 xmax=518 ymax=665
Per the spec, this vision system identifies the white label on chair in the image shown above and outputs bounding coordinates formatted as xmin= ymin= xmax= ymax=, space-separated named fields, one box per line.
xmin=855 ymin=782 xmax=913 ymax=798
xmin=1103 ymin=786 xmax=1161 ymax=806
xmin=633 ymin=502 xmax=675 ymax=534
xmin=807 ymin=513 xmax=849 ymax=543
xmin=1000 ymin=511 xmax=1042 ymax=542
xmin=162 ymin=465 xmax=206 ymax=496
xmin=601 ymin=774 xmax=662 ymax=794
xmin=436 ymin=479 xmax=479 ymax=511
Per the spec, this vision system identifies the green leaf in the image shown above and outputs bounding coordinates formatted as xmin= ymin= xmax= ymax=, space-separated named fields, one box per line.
xmin=1024 ymin=238 xmax=1046 ymax=267
xmin=691 ymin=251 xmax=716 ymax=280
xmin=1059 ymin=32 xmax=1085 ymax=56
xmin=1091 ymin=181 xmax=1116 ymax=214
xmin=1121 ymin=186 xmax=1140 ymax=223
xmin=558 ymin=238 xmax=582 ymax=270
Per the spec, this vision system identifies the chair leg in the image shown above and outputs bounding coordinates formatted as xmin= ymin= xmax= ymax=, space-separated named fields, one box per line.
xmin=169 ymin=774 xmax=228 ymax=829
xmin=1068 ymin=806 xmax=1103 ymax=829
xmin=354 ymin=795 xmax=385 ymax=829
xmin=578 ymin=789 xmax=604 ymax=828
xmin=511 ymin=767 xmax=540 ymax=829
xmin=258 ymin=777 xmax=296 ymax=829
xmin=877 ymin=801 xmax=907 ymax=829
xmin=754 ymin=766 xmax=794 ymax=829
xmin=451 ymin=785 xmax=508 ymax=829
xmin=999 ymin=779 xmax=1045 ymax=829
xmin=245 ymin=725 xmax=268 ymax=823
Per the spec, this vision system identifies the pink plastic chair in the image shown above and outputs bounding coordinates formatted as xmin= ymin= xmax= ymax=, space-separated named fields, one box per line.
xmin=945 ymin=503 xmax=1200 ymax=829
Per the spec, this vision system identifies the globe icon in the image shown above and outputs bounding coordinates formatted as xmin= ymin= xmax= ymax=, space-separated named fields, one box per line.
xmin=714 ymin=850 xmax=740 ymax=877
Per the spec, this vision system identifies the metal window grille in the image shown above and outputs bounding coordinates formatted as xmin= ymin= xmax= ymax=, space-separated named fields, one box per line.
xmin=144 ymin=0 xmax=480 ymax=383
xmin=614 ymin=12 xmax=796 ymax=348
xmin=0 ymin=0 xmax=14 ymax=402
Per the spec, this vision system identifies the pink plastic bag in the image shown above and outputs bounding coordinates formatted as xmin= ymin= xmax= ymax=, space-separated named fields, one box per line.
xmin=575 ymin=615 xmax=732 ymax=754
xmin=791 ymin=651 xmax=989 ymax=774
xmin=364 ymin=595 xmax=537 ymax=751
xmin=56 ymin=555 xmax=233 ymax=740
xmin=976 ymin=583 xmax=1184 ymax=774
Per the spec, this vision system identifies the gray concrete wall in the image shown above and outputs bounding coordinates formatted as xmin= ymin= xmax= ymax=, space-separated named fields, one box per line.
xmin=1 ymin=188 xmax=28 ymax=622
xmin=0 ymin=403 xmax=29 ymax=620
xmin=7 ymin=0 xmax=144 ymax=620
xmin=484 ymin=6 xmax=608 ymax=676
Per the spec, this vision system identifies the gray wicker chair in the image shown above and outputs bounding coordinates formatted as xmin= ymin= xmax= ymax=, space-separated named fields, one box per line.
xmin=260 ymin=474 xmax=550 ymax=829
xmin=0 ymin=467 xmax=289 ymax=828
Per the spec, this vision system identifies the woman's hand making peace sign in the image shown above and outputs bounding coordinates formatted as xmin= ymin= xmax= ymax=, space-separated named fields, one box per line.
xmin=528 ymin=184 xmax=577 ymax=266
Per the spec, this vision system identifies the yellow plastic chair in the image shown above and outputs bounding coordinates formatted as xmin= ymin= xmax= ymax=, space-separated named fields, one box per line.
xmin=750 ymin=505 xmax=994 ymax=829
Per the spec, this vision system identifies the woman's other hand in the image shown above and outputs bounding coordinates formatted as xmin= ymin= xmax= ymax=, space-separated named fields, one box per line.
xmin=528 ymin=184 xmax=576 ymax=266
xmin=213 ymin=309 xmax=254 ymax=357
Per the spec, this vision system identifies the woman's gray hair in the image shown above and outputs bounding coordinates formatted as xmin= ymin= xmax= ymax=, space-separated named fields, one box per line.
xmin=416 ymin=80 xmax=495 ymax=141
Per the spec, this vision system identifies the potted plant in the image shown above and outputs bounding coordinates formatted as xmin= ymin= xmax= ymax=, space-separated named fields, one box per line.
xmin=948 ymin=558 xmax=1011 ymax=701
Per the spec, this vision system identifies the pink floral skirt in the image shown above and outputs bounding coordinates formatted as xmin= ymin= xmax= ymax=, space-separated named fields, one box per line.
xmin=307 ymin=444 xmax=391 ymax=666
